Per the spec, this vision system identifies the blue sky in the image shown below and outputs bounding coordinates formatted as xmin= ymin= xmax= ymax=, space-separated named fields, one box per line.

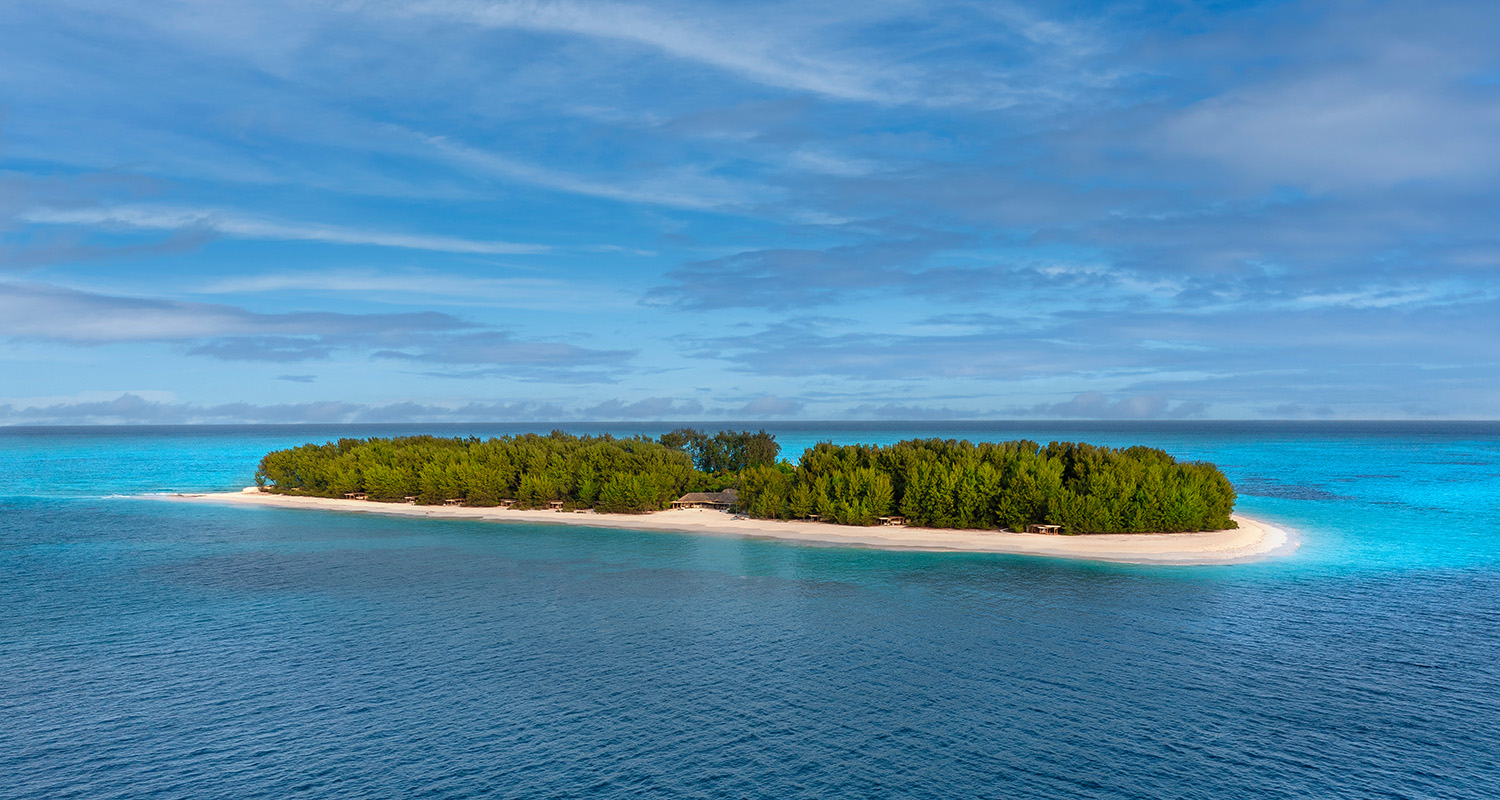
xmin=2 ymin=0 xmax=1498 ymax=423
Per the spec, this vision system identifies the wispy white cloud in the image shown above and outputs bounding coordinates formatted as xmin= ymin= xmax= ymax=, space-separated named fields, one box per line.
xmin=23 ymin=205 xmax=549 ymax=255
xmin=377 ymin=0 xmax=1107 ymax=110
xmin=391 ymin=0 xmax=892 ymax=102
xmin=0 ymin=282 xmax=635 ymax=377
xmin=375 ymin=330 xmax=632 ymax=369
xmin=188 ymin=270 xmax=635 ymax=311
xmin=1150 ymin=2 xmax=1500 ymax=192
xmin=0 ymin=282 xmax=469 ymax=343
xmin=784 ymin=149 xmax=884 ymax=178
xmin=418 ymin=134 xmax=770 ymax=211
xmin=1281 ymin=283 xmax=1493 ymax=311
xmin=0 ymin=279 xmax=646 ymax=384
xmin=1161 ymin=77 xmax=1500 ymax=190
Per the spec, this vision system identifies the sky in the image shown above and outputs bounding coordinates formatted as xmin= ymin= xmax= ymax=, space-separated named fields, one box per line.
xmin=2 ymin=0 xmax=1498 ymax=423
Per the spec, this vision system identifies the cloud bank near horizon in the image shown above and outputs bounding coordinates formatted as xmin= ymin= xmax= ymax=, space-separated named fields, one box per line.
xmin=0 ymin=392 xmax=817 ymax=425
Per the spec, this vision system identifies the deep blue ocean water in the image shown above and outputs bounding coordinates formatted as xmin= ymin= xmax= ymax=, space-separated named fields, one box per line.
xmin=2 ymin=422 xmax=1497 ymax=799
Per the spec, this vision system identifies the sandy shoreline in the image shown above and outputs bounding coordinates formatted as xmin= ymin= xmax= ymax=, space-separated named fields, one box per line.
xmin=159 ymin=489 xmax=1295 ymax=565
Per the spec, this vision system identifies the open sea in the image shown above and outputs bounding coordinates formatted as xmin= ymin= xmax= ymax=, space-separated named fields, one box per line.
xmin=2 ymin=421 xmax=1497 ymax=799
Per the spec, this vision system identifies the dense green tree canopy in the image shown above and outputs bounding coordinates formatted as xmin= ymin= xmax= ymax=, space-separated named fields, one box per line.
xmin=657 ymin=428 xmax=779 ymax=473
xmin=256 ymin=431 xmax=715 ymax=513
xmin=256 ymin=432 xmax=1236 ymax=532
xmin=736 ymin=439 xmax=1237 ymax=533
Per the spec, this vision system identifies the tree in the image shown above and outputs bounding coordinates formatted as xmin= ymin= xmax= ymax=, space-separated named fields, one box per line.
xmin=253 ymin=432 xmax=1238 ymax=534
xmin=658 ymin=428 xmax=781 ymax=473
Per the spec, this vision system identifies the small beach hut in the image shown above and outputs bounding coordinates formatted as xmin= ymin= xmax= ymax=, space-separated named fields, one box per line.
xmin=668 ymin=489 xmax=739 ymax=511
xmin=548 ymin=500 xmax=564 ymax=511
xmin=443 ymin=498 xmax=463 ymax=506
xmin=343 ymin=492 xmax=368 ymax=501
xmin=879 ymin=516 xmax=908 ymax=527
xmin=403 ymin=496 xmax=418 ymax=504
xmin=498 ymin=499 xmax=515 ymax=509
xmin=1027 ymin=524 xmax=1062 ymax=535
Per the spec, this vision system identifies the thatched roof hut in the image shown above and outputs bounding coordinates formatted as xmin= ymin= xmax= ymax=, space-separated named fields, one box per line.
xmin=669 ymin=489 xmax=739 ymax=511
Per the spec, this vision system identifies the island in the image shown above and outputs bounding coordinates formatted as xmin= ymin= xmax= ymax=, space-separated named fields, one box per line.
xmin=168 ymin=430 xmax=1293 ymax=564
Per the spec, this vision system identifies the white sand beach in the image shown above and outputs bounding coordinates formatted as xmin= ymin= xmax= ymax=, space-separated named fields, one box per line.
xmin=163 ymin=489 xmax=1294 ymax=565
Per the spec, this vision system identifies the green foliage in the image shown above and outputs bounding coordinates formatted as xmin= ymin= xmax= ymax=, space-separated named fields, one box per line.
xmin=738 ymin=464 xmax=794 ymax=519
xmin=255 ymin=432 xmax=699 ymax=514
xmin=734 ymin=438 xmax=1237 ymax=533
xmin=255 ymin=432 xmax=1237 ymax=534
xmin=658 ymin=428 xmax=780 ymax=473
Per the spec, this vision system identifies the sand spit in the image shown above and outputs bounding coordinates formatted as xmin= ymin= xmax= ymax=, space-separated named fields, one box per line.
xmin=160 ymin=489 xmax=1294 ymax=565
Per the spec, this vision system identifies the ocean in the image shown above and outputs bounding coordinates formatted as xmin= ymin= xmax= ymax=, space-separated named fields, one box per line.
xmin=2 ymin=422 xmax=1497 ymax=798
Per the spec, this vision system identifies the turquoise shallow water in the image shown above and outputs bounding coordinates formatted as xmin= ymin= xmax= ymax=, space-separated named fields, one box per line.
xmin=2 ymin=422 xmax=1498 ymax=798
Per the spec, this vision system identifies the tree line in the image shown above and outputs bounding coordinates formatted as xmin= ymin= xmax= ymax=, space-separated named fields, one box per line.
xmin=256 ymin=430 xmax=1237 ymax=532
xmin=255 ymin=431 xmax=722 ymax=513
xmin=736 ymin=439 xmax=1236 ymax=533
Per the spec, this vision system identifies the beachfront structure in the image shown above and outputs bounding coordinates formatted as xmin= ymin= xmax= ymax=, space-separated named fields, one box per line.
xmin=498 ymin=499 xmax=514 ymax=509
xmin=879 ymin=516 xmax=908 ymax=527
xmin=444 ymin=498 xmax=463 ymax=506
xmin=403 ymin=496 xmax=418 ymax=504
xmin=548 ymin=500 xmax=564 ymax=511
xmin=1027 ymin=524 xmax=1063 ymax=535
xmin=343 ymin=492 xmax=368 ymax=501
xmin=669 ymin=489 xmax=739 ymax=511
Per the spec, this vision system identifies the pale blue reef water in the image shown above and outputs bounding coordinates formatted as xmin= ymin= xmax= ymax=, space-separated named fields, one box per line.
xmin=2 ymin=422 xmax=1498 ymax=799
